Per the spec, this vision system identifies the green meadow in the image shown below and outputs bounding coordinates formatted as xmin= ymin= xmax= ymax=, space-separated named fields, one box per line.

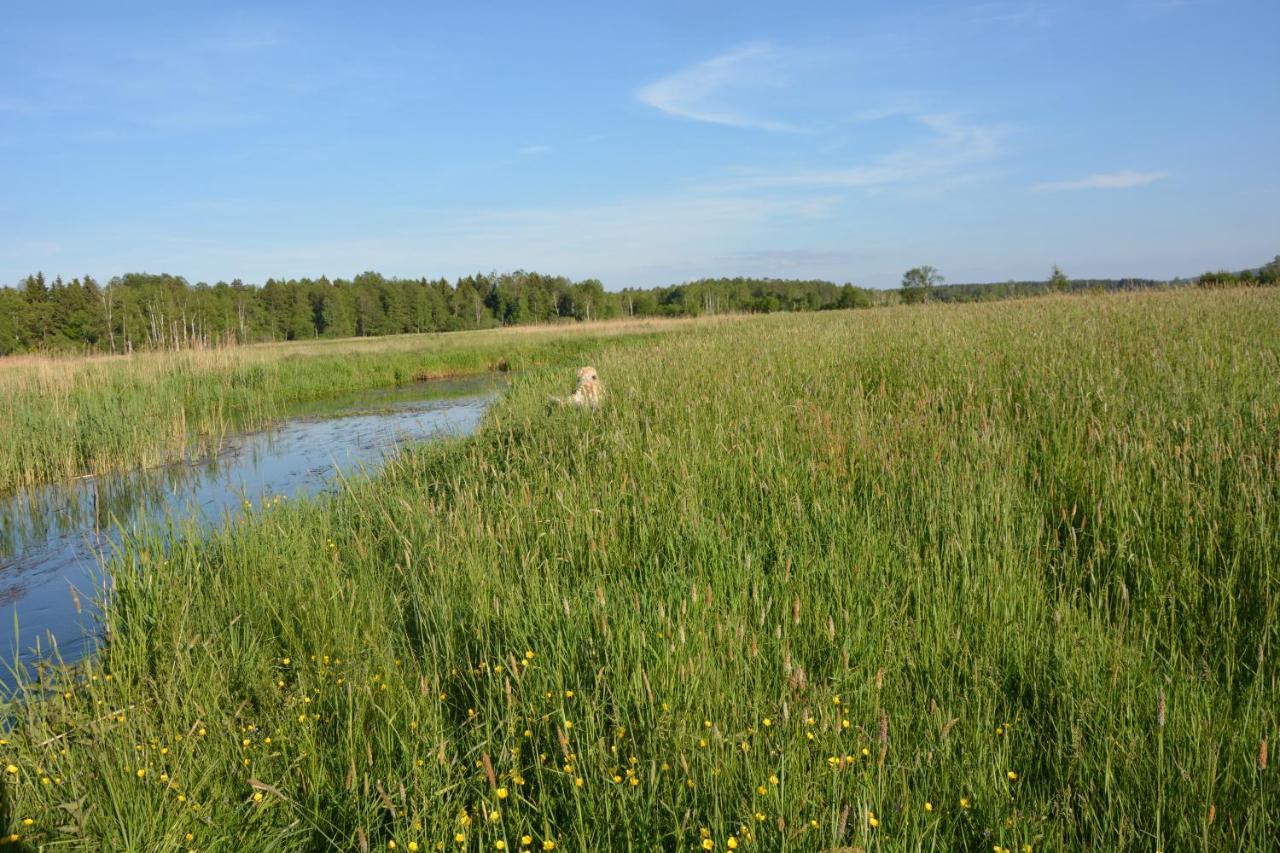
xmin=2 ymin=289 xmax=1278 ymax=850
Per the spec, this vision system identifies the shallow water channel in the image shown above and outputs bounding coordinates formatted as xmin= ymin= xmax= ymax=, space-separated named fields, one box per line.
xmin=0 ymin=375 xmax=502 ymax=674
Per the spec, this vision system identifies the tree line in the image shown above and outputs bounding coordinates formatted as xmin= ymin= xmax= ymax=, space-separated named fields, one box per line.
xmin=897 ymin=256 xmax=1279 ymax=304
xmin=4 ymin=257 xmax=1273 ymax=356
xmin=0 ymin=271 xmax=871 ymax=355
xmin=1194 ymin=256 xmax=1280 ymax=289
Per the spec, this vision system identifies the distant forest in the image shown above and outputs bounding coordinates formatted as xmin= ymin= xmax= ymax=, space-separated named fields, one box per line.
xmin=0 ymin=272 xmax=870 ymax=355
xmin=1 ymin=257 xmax=1275 ymax=355
xmin=931 ymin=257 xmax=1278 ymax=303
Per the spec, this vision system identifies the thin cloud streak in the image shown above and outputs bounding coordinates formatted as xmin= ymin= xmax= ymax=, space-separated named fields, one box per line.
xmin=717 ymin=114 xmax=1012 ymax=190
xmin=636 ymin=44 xmax=804 ymax=133
xmin=1032 ymin=171 xmax=1168 ymax=191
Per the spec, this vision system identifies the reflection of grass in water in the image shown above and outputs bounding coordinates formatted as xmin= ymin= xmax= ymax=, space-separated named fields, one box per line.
xmin=0 ymin=458 xmax=197 ymax=558
xmin=4 ymin=290 xmax=1277 ymax=849
xmin=279 ymin=374 xmax=507 ymax=421
xmin=0 ymin=319 xmax=685 ymax=493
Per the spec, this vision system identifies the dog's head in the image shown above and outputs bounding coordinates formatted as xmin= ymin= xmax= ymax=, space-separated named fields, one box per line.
xmin=576 ymin=366 xmax=599 ymax=386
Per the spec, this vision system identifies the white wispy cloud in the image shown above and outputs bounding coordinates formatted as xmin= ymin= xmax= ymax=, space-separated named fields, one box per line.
xmin=636 ymin=44 xmax=803 ymax=132
xmin=717 ymin=114 xmax=1012 ymax=190
xmin=1032 ymin=171 xmax=1168 ymax=191
xmin=518 ymin=144 xmax=552 ymax=156
xmin=635 ymin=41 xmax=1011 ymax=193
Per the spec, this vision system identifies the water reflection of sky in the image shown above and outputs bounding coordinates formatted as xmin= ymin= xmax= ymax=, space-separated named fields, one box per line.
xmin=0 ymin=376 xmax=501 ymax=671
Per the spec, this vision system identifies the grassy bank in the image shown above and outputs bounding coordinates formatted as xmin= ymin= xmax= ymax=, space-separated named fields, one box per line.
xmin=3 ymin=289 xmax=1278 ymax=849
xmin=0 ymin=317 xmax=693 ymax=494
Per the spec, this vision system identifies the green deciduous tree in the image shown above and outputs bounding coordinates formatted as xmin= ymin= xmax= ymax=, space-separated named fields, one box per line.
xmin=1259 ymin=255 xmax=1280 ymax=286
xmin=900 ymin=266 xmax=942 ymax=304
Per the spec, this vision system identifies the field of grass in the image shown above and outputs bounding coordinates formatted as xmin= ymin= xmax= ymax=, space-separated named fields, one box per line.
xmin=2 ymin=289 xmax=1277 ymax=850
xmin=0 ymin=317 xmax=695 ymax=495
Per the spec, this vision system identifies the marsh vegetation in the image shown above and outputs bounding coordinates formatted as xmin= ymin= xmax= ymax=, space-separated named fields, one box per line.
xmin=0 ymin=317 xmax=686 ymax=494
xmin=1 ymin=289 xmax=1277 ymax=850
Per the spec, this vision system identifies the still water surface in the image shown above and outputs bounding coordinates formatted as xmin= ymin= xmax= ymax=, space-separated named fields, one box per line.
xmin=0 ymin=375 xmax=501 ymax=672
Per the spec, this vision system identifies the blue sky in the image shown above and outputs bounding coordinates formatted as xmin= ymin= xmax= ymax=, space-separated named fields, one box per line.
xmin=1 ymin=1 xmax=1277 ymax=288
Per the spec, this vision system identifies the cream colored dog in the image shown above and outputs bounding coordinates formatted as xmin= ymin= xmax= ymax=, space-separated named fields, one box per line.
xmin=553 ymin=366 xmax=604 ymax=408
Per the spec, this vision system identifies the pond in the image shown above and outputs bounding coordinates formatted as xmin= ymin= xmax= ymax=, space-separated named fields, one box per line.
xmin=0 ymin=375 xmax=503 ymax=675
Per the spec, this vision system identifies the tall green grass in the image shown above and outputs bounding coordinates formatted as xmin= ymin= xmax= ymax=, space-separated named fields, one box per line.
xmin=2 ymin=290 xmax=1277 ymax=850
xmin=0 ymin=318 xmax=684 ymax=494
